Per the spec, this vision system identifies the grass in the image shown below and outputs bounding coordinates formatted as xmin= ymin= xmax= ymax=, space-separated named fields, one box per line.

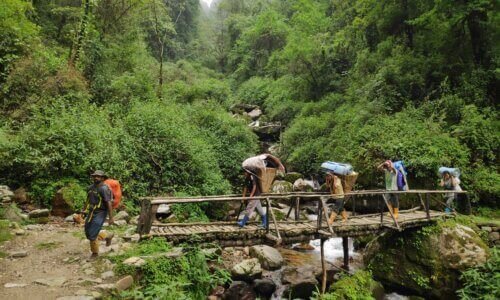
xmin=0 ymin=219 xmax=12 ymax=243
xmin=36 ymin=241 xmax=62 ymax=250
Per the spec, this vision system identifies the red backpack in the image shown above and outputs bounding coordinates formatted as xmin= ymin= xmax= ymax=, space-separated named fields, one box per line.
xmin=104 ymin=179 xmax=122 ymax=209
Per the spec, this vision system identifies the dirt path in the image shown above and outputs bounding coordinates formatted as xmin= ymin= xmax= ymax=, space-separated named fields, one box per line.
xmin=0 ymin=219 xmax=119 ymax=300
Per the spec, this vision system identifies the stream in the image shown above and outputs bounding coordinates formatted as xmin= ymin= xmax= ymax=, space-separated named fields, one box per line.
xmin=266 ymin=237 xmax=410 ymax=300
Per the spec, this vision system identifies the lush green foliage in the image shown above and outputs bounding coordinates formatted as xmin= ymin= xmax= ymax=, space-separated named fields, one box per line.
xmin=113 ymin=238 xmax=230 ymax=300
xmin=313 ymin=270 xmax=376 ymax=300
xmin=458 ymin=247 xmax=500 ymax=300
xmin=0 ymin=0 xmax=498 ymax=212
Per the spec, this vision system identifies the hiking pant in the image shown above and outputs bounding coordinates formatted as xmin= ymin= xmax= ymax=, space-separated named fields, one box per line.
xmin=85 ymin=209 xmax=107 ymax=241
xmin=445 ymin=193 xmax=456 ymax=209
xmin=245 ymin=199 xmax=266 ymax=218
xmin=383 ymin=193 xmax=399 ymax=209
xmin=328 ymin=197 xmax=345 ymax=214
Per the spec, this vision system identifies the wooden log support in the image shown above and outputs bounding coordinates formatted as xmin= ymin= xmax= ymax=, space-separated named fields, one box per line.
xmin=295 ymin=196 xmax=300 ymax=221
xmin=321 ymin=238 xmax=327 ymax=295
xmin=418 ymin=194 xmax=426 ymax=212
xmin=266 ymin=198 xmax=270 ymax=233
xmin=321 ymin=198 xmax=335 ymax=235
xmin=137 ymin=199 xmax=153 ymax=236
xmin=317 ymin=199 xmax=323 ymax=232
xmin=425 ymin=193 xmax=431 ymax=220
xmin=268 ymin=197 xmax=282 ymax=244
xmin=286 ymin=199 xmax=294 ymax=219
xmin=342 ymin=236 xmax=349 ymax=271
xmin=382 ymin=195 xmax=400 ymax=230
xmin=379 ymin=198 xmax=383 ymax=224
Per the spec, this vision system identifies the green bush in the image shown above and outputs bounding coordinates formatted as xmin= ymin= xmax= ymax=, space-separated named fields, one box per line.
xmin=30 ymin=178 xmax=86 ymax=209
xmin=232 ymin=76 xmax=271 ymax=107
xmin=458 ymin=247 xmax=500 ymax=300
xmin=114 ymin=239 xmax=231 ymax=299
xmin=313 ymin=270 xmax=376 ymax=300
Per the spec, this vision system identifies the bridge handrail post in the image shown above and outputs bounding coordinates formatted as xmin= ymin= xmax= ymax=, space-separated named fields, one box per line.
xmin=425 ymin=193 xmax=431 ymax=220
xmin=379 ymin=197 xmax=383 ymax=224
xmin=266 ymin=197 xmax=270 ymax=233
xmin=317 ymin=198 xmax=322 ymax=232
xmin=295 ymin=196 xmax=300 ymax=221
xmin=137 ymin=198 xmax=153 ymax=237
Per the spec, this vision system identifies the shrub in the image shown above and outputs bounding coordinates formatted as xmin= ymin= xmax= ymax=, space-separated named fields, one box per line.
xmin=114 ymin=239 xmax=231 ymax=299
xmin=457 ymin=247 xmax=500 ymax=300
xmin=313 ymin=270 xmax=376 ymax=300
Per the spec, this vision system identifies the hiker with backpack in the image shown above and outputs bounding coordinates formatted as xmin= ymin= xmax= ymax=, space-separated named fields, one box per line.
xmin=439 ymin=167 xmax=462 ymax=213
xmin=237 ymin=154 xmax=285 ymax=228
xmin=82 ymin=170 xmax=115 ymax=258
xmin=377 ymin=160 xmax=401 ymax=219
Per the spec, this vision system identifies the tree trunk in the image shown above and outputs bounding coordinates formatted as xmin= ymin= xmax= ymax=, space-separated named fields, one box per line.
xmin=69 ymin=0 xmax=91 ymax=67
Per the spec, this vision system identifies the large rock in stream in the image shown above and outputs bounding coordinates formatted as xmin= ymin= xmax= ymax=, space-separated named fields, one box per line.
xmin=282 ymin=266 xmax=318 ymax=299
xmin=249 ymin=245 xmax=284 ymax=270
xmin=364 ymin=222 xmax=489 ymax=299
xmin=231 ymin=258 xmax=262 ymax=282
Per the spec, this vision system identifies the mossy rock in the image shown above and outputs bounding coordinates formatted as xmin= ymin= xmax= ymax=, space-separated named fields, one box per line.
xmin=270 ymin=180 xmax=293 ymax=194
xmin=2 ymin=204 xmax=23 ymax=223
xmin=326 ymin=270 xmax=382 ymax=299
xmin=364 ymin=221 xmax=489 ymax=299
xmin=284 ymin=172 xmax=303 ymax=184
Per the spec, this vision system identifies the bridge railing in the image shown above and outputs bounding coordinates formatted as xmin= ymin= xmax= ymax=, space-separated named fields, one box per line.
xmin=137 ymin=190 xmax=468 ymax=240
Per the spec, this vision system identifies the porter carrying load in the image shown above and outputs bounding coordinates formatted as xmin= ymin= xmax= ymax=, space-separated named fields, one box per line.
xmin=321 ymin=161 xmax=354 ymax=176
xmin=242 ymin=153 xmax=285 ymax=193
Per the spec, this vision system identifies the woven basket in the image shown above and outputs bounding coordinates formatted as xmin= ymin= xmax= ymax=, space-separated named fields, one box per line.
xmin=258 ymin=167 xmax=277 ymax=193
xmin=341 ymin=172 xmax=358 ymax=193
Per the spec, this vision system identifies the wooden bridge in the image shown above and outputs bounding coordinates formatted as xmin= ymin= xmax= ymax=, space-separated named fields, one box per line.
xmin=136 ymin=189 xmax=467 ymax=294
xmin=136 ymin=190 xmax=467 ymax=247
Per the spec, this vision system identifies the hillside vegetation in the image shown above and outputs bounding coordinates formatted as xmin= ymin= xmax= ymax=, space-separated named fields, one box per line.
xmin=0 ymin=0 xmax=498 ymax=209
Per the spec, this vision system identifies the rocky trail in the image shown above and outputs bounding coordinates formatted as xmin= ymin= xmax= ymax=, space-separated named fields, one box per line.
xmin=0 ymin=217 xmax=135 ymax=300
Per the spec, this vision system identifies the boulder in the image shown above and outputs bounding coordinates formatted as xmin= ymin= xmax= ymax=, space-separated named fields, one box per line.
xmin=13 ymin=187 xmax=29 ymax=204
xmin=284 ymin=172 xmax=303 ymax=184
xmin=364 ymin=223 xmax=489 ymax=299
xmin=231 ymin=258 xmax=262 ymax=282
xmin=51 ymin=189 xmax=74 ymax=217
xmin=0 ymin=186 xmax=14 ymax=198
xmin=293 ymin=179 xmax=315 ymax=192
xmin=29 ymin=209 xmax=50 ymax=219
xmin=115 ymin=275 xmax=133 ymax=291
xmin=230 ymin=103 xmax=259 ymax=114
xmin=3 ymin=204 xmax=23 ymax=222
xmin=251 ymin=122 xmax=281 ymax=140
xmin=113 ymin=219 xmax=127 ymax=226
xmin=270 ymin=181 xmax=293 ymax=194
xmin=488 ymin=231 xmax=499 ymax=244
xmin=156 ymin=204 xmax=170 ymax=215
xmin=247 ymin=108 xmax=262 ymax=120
xmin=282 ymin=266 xmax=318 ymax=299
xmin=249 ymin=245 xmax=284 ymax=270
xmin=221 ymin=281 xmax=256 ymax=300
xmin=253 ymin=279 xmax=276 ymax=299
xmin=122 ymin=257 xmax=146 ymax=267
xmin=114 ymin=211 xmax=130 ymax=222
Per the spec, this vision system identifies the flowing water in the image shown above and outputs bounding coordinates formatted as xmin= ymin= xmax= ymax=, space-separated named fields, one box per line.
xmin=268 ymin=237 xmax=362 ymax=299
